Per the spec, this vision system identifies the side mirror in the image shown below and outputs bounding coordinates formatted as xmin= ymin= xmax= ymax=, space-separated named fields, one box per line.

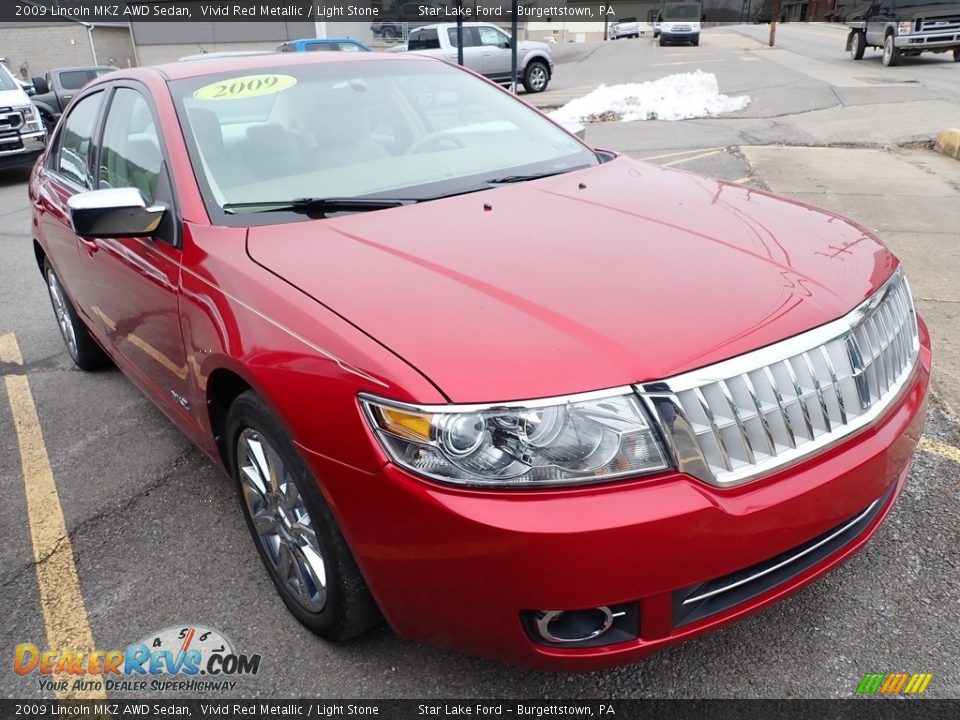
xmin=67 ymin=188 xmax=166 ymax=238
xmin=499 ymin=40 xmax=511 ymax=49
xmin=31 ymin=76 xmax=49 ymax=95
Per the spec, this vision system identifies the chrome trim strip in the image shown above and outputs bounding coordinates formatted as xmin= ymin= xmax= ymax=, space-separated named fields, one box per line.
xmin=693 ymin=387 xmax=733 ymax=472
xmin=681 ymin=497 xmax=882 ymax=606
xmin=818 ymin=345 xmax=847 ymax=424
xmin=719 ymin=378 xmax=756 ymax=464
xmin=741 ymin=372 xmax=776 ymax=455
xmin=762 ymin=365 xmax=796 ymax=449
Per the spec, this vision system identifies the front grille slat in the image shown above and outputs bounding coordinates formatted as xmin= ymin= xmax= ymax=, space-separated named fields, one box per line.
xmin=641 ymin=269 xmax=918 ymax=487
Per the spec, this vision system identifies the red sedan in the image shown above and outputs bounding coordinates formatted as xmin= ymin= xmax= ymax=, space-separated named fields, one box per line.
xmin=28 ymin=51 xmax=930 ymax=670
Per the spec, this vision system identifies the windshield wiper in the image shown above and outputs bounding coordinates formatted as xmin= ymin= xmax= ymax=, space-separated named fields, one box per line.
xmin=223 ymin=197 xmax=414 ymax=216
xmin=485 ymin=166 xmax=590 ymax=184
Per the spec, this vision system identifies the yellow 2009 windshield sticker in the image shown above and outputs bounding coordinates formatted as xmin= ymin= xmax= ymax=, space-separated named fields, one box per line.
xmin=193 ymin=74 xmax=297 ymax=101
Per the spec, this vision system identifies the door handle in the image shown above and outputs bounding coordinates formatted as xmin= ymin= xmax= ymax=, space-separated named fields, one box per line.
xmin=79 ymin=237 xmax=99 ymax=256
xmin=483 ymin=51 xmax=492 ymax=56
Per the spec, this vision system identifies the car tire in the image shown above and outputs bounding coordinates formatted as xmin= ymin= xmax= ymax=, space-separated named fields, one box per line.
xmin=40 ymin=112 xmax=56 ymax=136
xmin=850 ymin=31 xmax=866 ymax=60
xmin=522 ymin=60 xmax=550 ymax=93
xmin=43 ymin=259 xmax=109 ymax=371
xmin=953 ymin=48 xmax=960 ymax=62
xmin=381 ymin=27 xmax=397 ymax=41
xmin=882 ymin=33 xmax=900 ymax=66
xmin=659 ymin=36 xmax=666 ymax=46
xmin=692 ymin=36 xmax=700 ymax=47
xmin=227 ymin=391 xmax=381 ymax=643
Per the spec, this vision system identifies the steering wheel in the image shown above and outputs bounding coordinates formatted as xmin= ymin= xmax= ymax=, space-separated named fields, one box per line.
xmin=408 ymin=133 xmax=467 ymax=154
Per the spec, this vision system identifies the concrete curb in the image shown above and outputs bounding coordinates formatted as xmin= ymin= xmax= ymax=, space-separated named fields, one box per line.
xmin=934 ymin=129 xmax=960 ymax=160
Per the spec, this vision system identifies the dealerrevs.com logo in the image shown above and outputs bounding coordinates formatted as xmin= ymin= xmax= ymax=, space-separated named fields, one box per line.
xmin=856 ymin=672 xmax=933 ymax=695
xmin=14 ymin=625 xmax=261 ymax=694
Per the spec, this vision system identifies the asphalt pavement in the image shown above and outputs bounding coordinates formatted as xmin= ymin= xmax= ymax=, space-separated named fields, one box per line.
xmin=2 ymin=25 xmax=960 ymax=699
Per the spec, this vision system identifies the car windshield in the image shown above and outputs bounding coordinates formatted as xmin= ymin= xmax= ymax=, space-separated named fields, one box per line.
xmin=664 ymin=4 xmax=700 ymax=19
xmin=170 ymin=59 xmax=595 ymax=223
xmin=0 ymin=64 xmax=19 ymax=91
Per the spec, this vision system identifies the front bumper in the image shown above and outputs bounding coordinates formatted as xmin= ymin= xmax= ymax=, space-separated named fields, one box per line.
xmin=895 ymin=32 xmax=960 ymax=49
xmin=303 ymin=319 xmax=930 ymax=670
xmin=661 ymin=31 xmax=700 ymax=42
xmin=0 ymin=131 xmax=45 ymax=169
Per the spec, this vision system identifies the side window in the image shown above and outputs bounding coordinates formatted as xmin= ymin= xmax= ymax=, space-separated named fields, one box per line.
xmin=336 ymin=43 xmax=362 ymax=52
xmin=408 ymin=29 xmax=440 ymax=50
xmin=97 ymin=87 xmax=176 ymax=243
xmin=478 ymin=26 xmax=509 ymax=48
xmin=447 ymin=27 xmax=480 ymax=48
xmin=59 ymin=70 xmax=93 ymax=91
xmin=306 ymin=43 xmax=333 ymax=52
xmin=97 ymin=88 xmax=164 ymax=203
xmin=56 ymin=91 xmax=104 ymax=187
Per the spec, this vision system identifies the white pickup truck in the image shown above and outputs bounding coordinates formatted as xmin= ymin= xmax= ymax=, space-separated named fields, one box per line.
xmin=401 ymin=23 xmax=554 ymax=93
xmin=0 ymin=61 xmax=46 ymax=171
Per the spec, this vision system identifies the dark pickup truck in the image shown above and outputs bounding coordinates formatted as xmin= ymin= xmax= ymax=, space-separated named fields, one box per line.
xmin=847 ymin=0 xmax=960 ymax=66
xmin=30 ymin=66 xmax=116 ymax=132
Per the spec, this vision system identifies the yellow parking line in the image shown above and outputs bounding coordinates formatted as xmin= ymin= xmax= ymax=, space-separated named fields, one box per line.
xmin=0 ymin=333 xmax=104 ymax=700
xmin=661 ymin=149 xmax=726 ymax=167
xmin=918 ymin=436 xmax=960 ymax=464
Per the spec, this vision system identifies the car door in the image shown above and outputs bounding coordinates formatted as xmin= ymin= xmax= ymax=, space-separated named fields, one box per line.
xmin=76 ymin=84 xmax=191 ymax=409
xmin=865 ymin=0 xmax=889 ymax=45
xmin=476 ymin=25 xmax=513 ymax=81
xmin=32 ymin=90 xmax=106 ymax=308
xmin=445 ymin=26 xmax=484 ymax=71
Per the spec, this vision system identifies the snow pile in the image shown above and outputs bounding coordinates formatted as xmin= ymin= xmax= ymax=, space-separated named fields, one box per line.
xmin=549 ymin=71 xmax=751 ymax=124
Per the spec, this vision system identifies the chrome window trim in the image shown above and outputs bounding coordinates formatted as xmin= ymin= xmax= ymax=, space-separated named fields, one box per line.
xmin=637 ymin=268 xmax=919 ymax=488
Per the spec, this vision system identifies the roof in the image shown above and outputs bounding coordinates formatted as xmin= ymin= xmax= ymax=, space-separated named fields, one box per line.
xmin=130 ymin=48 xmax=438 ymax=82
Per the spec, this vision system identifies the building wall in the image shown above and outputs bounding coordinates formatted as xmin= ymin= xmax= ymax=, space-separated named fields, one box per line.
xmin=0 ymin=24 xmax=94 ymax=80
xmin=90 ymin=26 xmax=137 ymax=68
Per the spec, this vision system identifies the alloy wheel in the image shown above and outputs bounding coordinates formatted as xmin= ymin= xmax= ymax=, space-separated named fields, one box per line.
xmin=236 ymin=428 xmax=328 ymax=612
xmin=46 ymin=268 xmax=78 ymax=363
xmin=528 ymin=65 xmax=548 ymax=92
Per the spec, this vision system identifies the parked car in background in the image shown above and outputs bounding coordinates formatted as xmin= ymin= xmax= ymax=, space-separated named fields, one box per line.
xmin=278 ymin=38 xmax=372 ymax=53
xmin=371 ymin=2 xmax=434 ymax=41
xmin=611 ymin=17 xmax=644 ymax=39
xmin=28 ymin=49 xmax=931 ymax=670
xmin=846 ymin=0 xmax=960 ymax=66
xmin=0 ymin=61 xmax=46 ymax=170
xmin=31 ymin=65 xmax=116 ymax=133
xmin=403 ymin=22 xmax=553 ymax=93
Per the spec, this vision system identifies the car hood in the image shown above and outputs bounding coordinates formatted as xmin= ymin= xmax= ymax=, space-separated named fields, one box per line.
xmin=247 ymin=157 xmax=896 ymax=403
xmin=904 ymin=5 xmax=960 ymax=18
xmin=0 ymin=88 xmax=30 ymax=107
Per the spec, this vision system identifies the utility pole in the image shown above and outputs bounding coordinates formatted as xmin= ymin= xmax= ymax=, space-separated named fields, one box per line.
xmin=768 ymin=0 xmax=782 ymax=46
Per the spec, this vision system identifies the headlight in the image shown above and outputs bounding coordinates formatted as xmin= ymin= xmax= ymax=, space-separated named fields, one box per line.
xmin=21 ymin=105 xmax=43 ymax=133
xmin=360 ymin=389 xmax=670 ymax=487
xmin=898 ymin=21 xmax=913 ymax=35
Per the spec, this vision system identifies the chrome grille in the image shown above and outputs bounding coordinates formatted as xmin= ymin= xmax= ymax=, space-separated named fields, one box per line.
xmin=0 ymin=109 xmax=24 ymax=131
xmin=919 ymin=16 xmax=960 ymax=33
xmin=640 ymin=269 xmax=918 ymax=487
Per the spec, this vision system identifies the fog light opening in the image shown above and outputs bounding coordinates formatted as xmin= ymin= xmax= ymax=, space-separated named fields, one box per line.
xmin=534 ymin=607 xmax=614 ymax=644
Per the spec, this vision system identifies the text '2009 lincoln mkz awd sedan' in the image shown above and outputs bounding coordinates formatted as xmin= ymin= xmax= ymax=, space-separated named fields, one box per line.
xmin=29 ymin=50 xmax=929 ymax=670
